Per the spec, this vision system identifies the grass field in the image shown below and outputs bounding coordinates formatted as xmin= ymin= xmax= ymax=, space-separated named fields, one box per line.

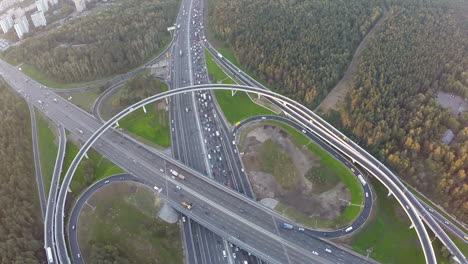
xmin=35 ymin=110 xmax=58 ymax=197
xmin=61 ymin=141 xmax=124 ymax=194
xmin=259 ymin=139 xmax=299 ymax=190
xmin=306 ymin=166 xmax=341 ymax=193
xmin=78 ymin=183 xmax=183 ymax=264
xmin=119 ymin=103 xmax=170 ymax=148
xmin=350 ymin=178 xmax=425 ymax=263
xmin=205 ymin=49 xmax=275 ymax=124
xmin=268 ymin=121 xmax=363 ymax=222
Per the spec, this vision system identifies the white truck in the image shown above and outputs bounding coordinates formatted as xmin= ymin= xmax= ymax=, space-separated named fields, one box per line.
xmin=358 ymin=174 xmax=367 ymax=186
xmin=217 ymin=52 xmax=223 ymax=59
xmin=345 ymin=226 xmax=353 ymax=232
xmin=46 ymin=247 xmax=53 ymax=263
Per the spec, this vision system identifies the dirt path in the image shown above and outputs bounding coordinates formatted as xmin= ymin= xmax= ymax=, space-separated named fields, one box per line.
xmin=316 ymin=11 xmax=389 ymax=112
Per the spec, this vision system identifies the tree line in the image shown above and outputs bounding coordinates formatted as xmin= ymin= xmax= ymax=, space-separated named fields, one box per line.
xmin=3 ymin=0 xmax=178 ymax=83
xmin=0 ymin=79 xmax=45 ymax=263
xmin=208 ymin=0 xmax=384 ymax=108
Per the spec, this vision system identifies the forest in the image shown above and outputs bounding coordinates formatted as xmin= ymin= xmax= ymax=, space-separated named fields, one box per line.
xmin=3 ymin=0 xmax=178 ymax=83
xmin=209 ymin=0 xmax=467 ymax=221
xmin=207 ymin=0 xmax=384 ymax=108
xmin=0 ymin=79 xmax=44 ymax=263
xmin=340 ymin=2 xmax=468 ymax=221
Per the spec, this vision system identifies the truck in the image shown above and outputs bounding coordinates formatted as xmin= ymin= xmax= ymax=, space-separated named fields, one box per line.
xmin=179 ymin=50 xmax=183 ymax=57
xmin=345 ymin=226 xmax=353 ymax=232
xmin=280 ymin=223 xmax=294 ymax=230
xmin=170 ymin=169 xmax=185 ymax=180
xmin=181 ymin=202 xmax=192 ymax=210
xmin=235 ymin=121 xmax=241 ymax=127
xmin=358 ymin=174 xmax=367 ymax=186
xmin=46 ymin=247 xmax=53 ymax=263
xmin=215 ymin=131 xmax=220 ymax=137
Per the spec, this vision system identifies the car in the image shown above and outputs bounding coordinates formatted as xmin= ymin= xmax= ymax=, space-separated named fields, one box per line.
xmin=233 ymin=253 xmax=236 ymax=259
xmin=77 ymin=254 xmax=81 ymax=258
xmin=298 ymin=227 xmax=305 ymax=231
xmin=182 ymin=216 xmax=186 ymax=222
xmin=104 ymin=180 xmax=110 ymax=184
xmin=325 ymin=248 xmax=332 ymax=253
xmin=222 ymin=250 xmax=226 ymax=257
xmin=72 ymin=225 xmax=75 ymax=230
xmin=176 ymin=185 xmax=181 ymax=190
xmin=312 ymin=251 xmax=318 ymax=256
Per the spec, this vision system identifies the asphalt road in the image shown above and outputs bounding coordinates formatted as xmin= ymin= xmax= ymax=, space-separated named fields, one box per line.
xmin=44 ymin=123 xmax=66 ymax=264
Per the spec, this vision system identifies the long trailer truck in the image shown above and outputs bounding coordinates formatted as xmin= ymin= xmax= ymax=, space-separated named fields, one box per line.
xmin=46 ymin=247 xmax=53 ymax=263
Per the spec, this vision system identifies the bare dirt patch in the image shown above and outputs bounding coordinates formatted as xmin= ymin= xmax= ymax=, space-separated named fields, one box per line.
xmin=241 ymin=124 xmax=351 ymax=221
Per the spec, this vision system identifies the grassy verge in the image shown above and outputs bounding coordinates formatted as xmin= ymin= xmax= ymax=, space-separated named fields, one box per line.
xmin=61 ymin=141 xmax=124 ymax=194
xmin=120 ymin=103 xmax=171 ymax=148
xmin=205 ymin=49 xmax=275 ymax=124
xmin=78 ymin=183 xmax=183 ymax=263
xmin=268 ymin=121 xmax=363 ymax=222
xmin=35 ymin=110 xmax=58 ymax=197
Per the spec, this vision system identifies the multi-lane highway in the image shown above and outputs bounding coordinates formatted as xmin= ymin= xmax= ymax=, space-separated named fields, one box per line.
xmin=169 ymin=0 xmax=260 ymax=263
xmin=1 ymin=0 xmax=466 ymax=262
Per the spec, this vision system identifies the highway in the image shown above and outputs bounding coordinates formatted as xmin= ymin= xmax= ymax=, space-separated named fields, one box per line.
xmin=1 ymin=1 xmax=465 ymax=262
xmin=169 ymin=0 xmax=259 ymax=263
xmin=44 ymin=123 xmax=66 ymax=264
xmin=204 ymin=43 xmax=468 ymax=263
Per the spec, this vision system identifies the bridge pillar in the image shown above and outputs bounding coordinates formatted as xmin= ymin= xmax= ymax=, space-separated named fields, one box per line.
xmin=84 ymin=152 xmax=89 ymax=159
xmin=409 ymin=224 xmax=414 ymax=229
xmin=387 ymin=191 xmax=392 ymax=197
xmin=143 ymin=105 xmax=147 ymax=113
xmin=115 ymin=121 xmax=119 ymax=127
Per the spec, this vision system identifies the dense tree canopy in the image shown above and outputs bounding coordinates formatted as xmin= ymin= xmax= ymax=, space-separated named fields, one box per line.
xmin=340 ymin=3 xmax=468 ymax=221
xmin=4 ymin=0 xmax=178 ymax=83
xmin=0 ymin=79 xmax=45 ymax=263
xmin=89 ymin=242 xmax=130 ymax=264
xmin=208 ymin=0 xmax=383 ymax=108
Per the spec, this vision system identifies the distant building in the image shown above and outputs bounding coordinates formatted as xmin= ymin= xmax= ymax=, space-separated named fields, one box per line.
xmin=13 ymin=15 xmax=28 ymax=39
xmin=13 ymin=7 xmax=25 ymax=19
xmin=31 ymin=11 xmax=46 ymax=27
xmin=36 ymin=0 xmax=49 ymax=13
xmin=0 ymin=14 xmax=13 ymax=33
xmin=0 ymin=0 xmax=26 ymax=13
xmin=73 ymin=0 xmax=86 ymax=12
xmin=441 ymin=129 xmax=455 ymax=145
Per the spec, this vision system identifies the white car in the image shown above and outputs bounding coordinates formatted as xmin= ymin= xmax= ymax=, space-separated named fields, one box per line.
xmin=298 ymin=227 xmax=305 ymax=231
xmin=176 ymin=185 xmax=181 ymax=190
xmin=312 ymin=251 xmax=318 ymax=256
xmin=325 ymin=248 xmax=332 ymax=253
